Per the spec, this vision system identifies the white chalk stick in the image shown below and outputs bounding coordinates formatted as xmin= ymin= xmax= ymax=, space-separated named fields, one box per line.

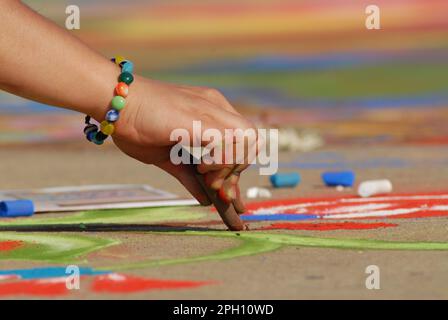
xmin=246 ymin=187 xmax=272 ymax=199
xmin=357 ymin=179 xmax=393 ymax=198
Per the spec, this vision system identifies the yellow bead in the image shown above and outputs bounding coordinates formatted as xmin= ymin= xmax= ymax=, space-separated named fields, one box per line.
xmin=100 ymin=120 xmax=115 ymax=135
xmin=114 ymin=55 xmax=126 ymax=66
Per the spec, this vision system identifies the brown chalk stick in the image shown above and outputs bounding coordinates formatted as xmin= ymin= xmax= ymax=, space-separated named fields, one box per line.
xmin=195 ymin=173 xmax=246 ymax=231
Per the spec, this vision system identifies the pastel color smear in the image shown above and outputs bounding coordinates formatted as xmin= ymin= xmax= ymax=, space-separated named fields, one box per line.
xmin=0 ymin=267 xmax=108 ymax=280
xmin=260 ymin=222 xmax=398 ymax=231
xmin=0 ymin=207 xmax=205 ymax=226
xmin=0 ymin=279 xmax=69 ymax=297
xmin=245 ymin=192 xmax=448 ymax=220
xmin=0 ymin=240 xmax=23 ymax=252
xmin=92 ymin=274 xmax=212 ymax=293
xmin=0 ymin=268 xmax=213 ymax=297
xmin=0 ymin=233 xmax=118 ymax=263
xmin=106 ymin=230 xmax=448 ymax=272
xmin=241 ymin=214 xmax=318 ymax=221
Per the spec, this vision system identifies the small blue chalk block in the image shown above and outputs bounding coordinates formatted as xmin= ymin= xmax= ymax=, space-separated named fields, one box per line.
xmin=321 ymin=171 xmax=355 ymax=187
xmin=0 ymin=200 xmax=35 ymax=218
xmin=270 ymin=172 xmax=301 ymax=188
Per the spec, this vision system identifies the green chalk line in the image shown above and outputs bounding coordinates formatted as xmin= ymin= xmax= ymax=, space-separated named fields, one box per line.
xmin=0 ymin=232 xmax=119 ymax=263
xmin=102 ymin=235 xmax=282 ymax=271
xmin=149 ymin=62 xmax=448 ymax=100
xmin=0 ymin=207 xmax=205 ymax=226
xmin=2 ymin=227 xmax=448 ymax=269
xmin=98 ymin=231 xmax=448 ymax=271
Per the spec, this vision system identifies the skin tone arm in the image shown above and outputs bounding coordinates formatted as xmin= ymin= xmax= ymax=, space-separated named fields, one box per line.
xmin=0 ymin=0 xmax=254 ymax=212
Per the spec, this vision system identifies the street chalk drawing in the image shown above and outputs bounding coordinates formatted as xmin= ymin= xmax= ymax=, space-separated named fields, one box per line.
xmin=0 ymin=267 xmax=211 ymax=297
xmin=245 ymin=192 xmax=448 ymax=220
xmin=1 ymin=191 xmax=448 ymax=297
xmin=259 ymin=222 xmax=397 ymax=231
xmin=0 ymin=232 xmax=117 ymax=263
xmin=0 ymin=240 xmax=23 ymax=251
xmin=103 ymin=230 xmax=448 ymax=272
xmin=0 ymin=207 xmax=205 ymax=226
xmin=91 ymin=274 xmax=212 ymax=294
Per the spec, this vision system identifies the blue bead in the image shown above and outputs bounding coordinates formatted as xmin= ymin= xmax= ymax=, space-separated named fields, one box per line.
xmin=121 ymin=61 xmax=134 ymax=73
xmin=322 ymin=171 xmax=355 ymax=187
xmin=270 ymin=173 xmax=301 ymax=188
xmin=105 ymin=109 xmax=120 ymax=122
xmin=86 ymin=130 xmax=97 ymax=142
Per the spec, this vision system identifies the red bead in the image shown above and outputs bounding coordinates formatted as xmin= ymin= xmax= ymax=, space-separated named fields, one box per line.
xmin=115 ymin=82 xmax=129 ymax=98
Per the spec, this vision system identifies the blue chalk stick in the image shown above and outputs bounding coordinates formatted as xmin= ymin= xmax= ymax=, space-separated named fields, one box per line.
xmin=270 ymin=172 xmax=301 ymax=188
xmin=0 ymin=200 xmax=34 ymax=218
xmin=241 ymin=214 xmax=317 ymax=221
xmin=321 ymin=171 xmax=355 ymax=187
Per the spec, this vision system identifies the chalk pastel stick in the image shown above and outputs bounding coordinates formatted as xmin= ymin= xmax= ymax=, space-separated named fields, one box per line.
xmin=270 ymin=172 xmax=301 ymax=188
xmin=194 ymin=172 xmax=246 ymax=231
xmin=322 ymin=171 xmax=355 ymax=187
xmin=0 ymin=200 xmax=34 ymax=217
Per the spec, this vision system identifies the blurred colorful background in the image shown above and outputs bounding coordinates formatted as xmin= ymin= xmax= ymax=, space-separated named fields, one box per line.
xmin=1 ymin=0 xmax=447 ymax=146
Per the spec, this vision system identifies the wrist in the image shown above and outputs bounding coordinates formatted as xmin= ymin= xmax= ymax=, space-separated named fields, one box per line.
xmin=83 ymin=56 xmax=136 ymax=145
xmin=87 ymin=62 xmax=122 ymax=122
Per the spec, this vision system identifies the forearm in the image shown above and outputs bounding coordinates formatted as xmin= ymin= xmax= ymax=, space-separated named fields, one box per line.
xmin=0 ymin=0 xmax=119 ymax=120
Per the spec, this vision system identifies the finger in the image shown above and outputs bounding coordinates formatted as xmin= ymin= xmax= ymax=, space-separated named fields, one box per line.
xmin=204 ymin=165 xmax=236 ymax=190
xmin=157 ymin=161 xmax=212 ymax=206
xmin=217 ymin=172 xmax=240 ymax=203
xmin=197 ymin=163 xmax=233 ymax=174
xmin=198 ymin=137 xmax=243 ymax=187
xmin=232 ymin=183 xmax=247 ymax=214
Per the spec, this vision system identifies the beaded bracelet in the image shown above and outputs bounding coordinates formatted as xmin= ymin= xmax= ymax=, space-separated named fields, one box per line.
xmin=83 ymin=55 xmax=134 ymax=145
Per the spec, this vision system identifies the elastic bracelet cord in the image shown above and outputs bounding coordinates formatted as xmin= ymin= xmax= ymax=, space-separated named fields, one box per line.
xmin=83 ymin=55 xmax=134 ymax=145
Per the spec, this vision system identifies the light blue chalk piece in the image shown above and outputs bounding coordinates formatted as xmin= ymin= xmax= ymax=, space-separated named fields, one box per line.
xmin=321 ymin=171 xmax=355 ymax=187
xmin=270 ymin=172 xmax=301 ymax=188
xmin=0 ymin=200 xmax=34 ymax=218
xmin=241 ymin=214 xmax=317 ymax=221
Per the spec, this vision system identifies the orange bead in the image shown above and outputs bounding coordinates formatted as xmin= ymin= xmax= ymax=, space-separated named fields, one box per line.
xmin=115 ymin=82 xmax=129 ymax=98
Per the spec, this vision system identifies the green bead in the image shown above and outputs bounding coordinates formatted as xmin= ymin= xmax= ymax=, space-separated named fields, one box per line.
xmin=111 ymin=96 xmax=126 ymax=110
xmin=119 ymin=72 xmax=134 ymax=85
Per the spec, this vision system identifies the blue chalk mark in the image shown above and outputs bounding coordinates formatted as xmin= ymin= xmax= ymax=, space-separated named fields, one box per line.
xmin=176 ymin=50 xmax=448 ymax=74
xmin=0 ymin=267 xmax=109 ymax=280
xmin=279 ymin=153 xmax=408 ymax=170
xmin=241 ymin=214 xmax=318 ymax=221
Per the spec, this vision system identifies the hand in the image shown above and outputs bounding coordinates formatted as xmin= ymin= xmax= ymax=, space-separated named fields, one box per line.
xmin=111 ymin=76 xmax=256 ymax=211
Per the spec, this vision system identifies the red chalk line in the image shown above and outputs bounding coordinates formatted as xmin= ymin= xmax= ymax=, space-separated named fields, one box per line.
xmin=260 ymin=222 xmax=397 ymax=231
